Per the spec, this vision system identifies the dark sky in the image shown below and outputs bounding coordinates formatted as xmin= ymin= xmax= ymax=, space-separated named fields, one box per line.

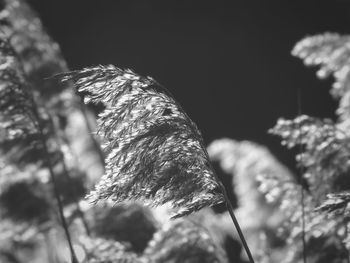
xmin=28 ymin=0 xmax=350 ymax=170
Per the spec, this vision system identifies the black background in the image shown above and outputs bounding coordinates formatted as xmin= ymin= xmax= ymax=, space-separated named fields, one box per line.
xmin=28 ymin=0 xmax=350 ymax=171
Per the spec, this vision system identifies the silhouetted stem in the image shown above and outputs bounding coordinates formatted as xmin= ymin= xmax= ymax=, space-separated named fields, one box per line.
xmin=38 ymin=130 xmax=78 ymax=263
xmin=26 ymin=90 xmax=78 ymax=263
xmin=60 ymin=154 xmax=91 ymax=236
xmin=47 ymin=111 xmax=92 ymax=236
xmin=215 ymin=175 xmax=255 ymax=263
xmin=6 ymin=37 xmax=78 ymax=262
xmin=163 ymin=84 xmax=255 ymax=263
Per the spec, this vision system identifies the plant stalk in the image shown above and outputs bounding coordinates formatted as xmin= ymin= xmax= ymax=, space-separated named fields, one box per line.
xmin=39 ymin=131 xmax=78 ymax=263
xmin=204 ymin=147 xmax=254 ymax=263
xmin=60 ymin=154 xmax=91 ymax=236
xmin=216 ymin=178 xmax=255 ymax=263
xmin=10 ymin=38 xmax=78 ymax=262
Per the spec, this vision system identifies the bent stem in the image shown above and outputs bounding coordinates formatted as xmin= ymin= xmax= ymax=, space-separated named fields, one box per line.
xmin=164 ymin=84 xmax=254 ymax=262
xmin=212 ymin=170 xmax=255 ymax=263
xmin=60 ymin=154 xmax=91 ymax=236
xmin=38 ymin=129 xmax=78 ymax=263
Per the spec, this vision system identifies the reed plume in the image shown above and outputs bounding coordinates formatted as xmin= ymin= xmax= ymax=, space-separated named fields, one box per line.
xmin=60 ymin=65 xmax=224 ymax=218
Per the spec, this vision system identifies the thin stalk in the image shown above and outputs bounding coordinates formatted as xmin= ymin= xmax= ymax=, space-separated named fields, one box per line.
xmin=60 ymin=153 xmax=91 ymax=236
xmin=160 ymin=82 xmax=255 ymax=263
xmin=8 ymin=39 xmax=78 ymax=262
xmin=47 ymin=112 xmax=91 ymax=236
xmin=37 ymin=127 xmax=78 ymax=263
xmin=214 ymin=173 xmax=255 ymax=263
xmin=26 ymin=89 xmax=78 ymax=263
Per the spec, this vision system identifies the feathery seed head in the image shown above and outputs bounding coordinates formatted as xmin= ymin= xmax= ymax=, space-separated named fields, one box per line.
xmin=60 ymin=65 xmax=223 ymax=218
